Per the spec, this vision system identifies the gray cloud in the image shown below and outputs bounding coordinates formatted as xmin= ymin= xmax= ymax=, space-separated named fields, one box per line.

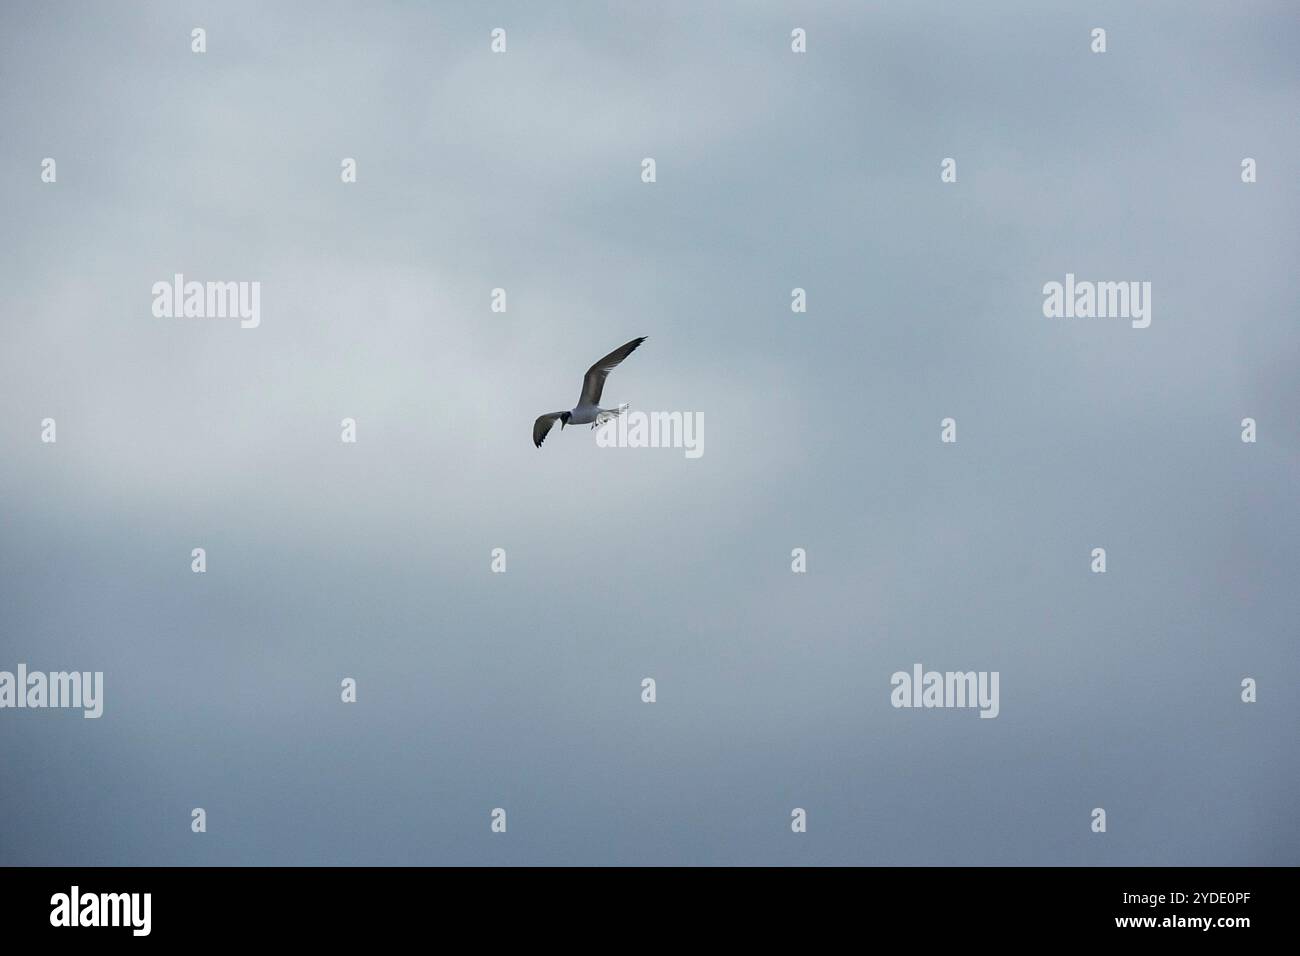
xmin=1 ymin=0 xmax=1296 ymax=865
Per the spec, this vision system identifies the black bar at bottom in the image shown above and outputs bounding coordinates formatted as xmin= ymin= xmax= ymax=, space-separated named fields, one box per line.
xmin=0 ymin=866 xmax=1282 ymax=941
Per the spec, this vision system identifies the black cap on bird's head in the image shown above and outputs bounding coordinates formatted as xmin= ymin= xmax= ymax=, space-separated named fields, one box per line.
xmin=560 ymin=411 xmax=571 ymax=429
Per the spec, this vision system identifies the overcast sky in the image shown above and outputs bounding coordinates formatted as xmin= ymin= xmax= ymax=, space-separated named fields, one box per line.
xmin=1 ymin=0 xmax=1297 ymax=865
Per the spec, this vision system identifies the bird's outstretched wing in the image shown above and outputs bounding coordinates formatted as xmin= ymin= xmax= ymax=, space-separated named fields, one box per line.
xmin=578 ymin=336 xmax=646 ymax=407
xmin=533 ymin=412 xmax=566 ymax=448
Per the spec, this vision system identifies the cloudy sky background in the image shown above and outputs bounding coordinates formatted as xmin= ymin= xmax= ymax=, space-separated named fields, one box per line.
xmin=1 ymin=0 xmax=1297 ymax=865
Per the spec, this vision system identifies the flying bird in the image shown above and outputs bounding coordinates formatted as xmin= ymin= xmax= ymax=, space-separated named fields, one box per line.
xmin=533 ymin=337 xmax=647 ymax=448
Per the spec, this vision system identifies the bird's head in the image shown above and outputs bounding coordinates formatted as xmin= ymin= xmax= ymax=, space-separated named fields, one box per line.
xmin=560 ymin=411 xmax=571 ymax=430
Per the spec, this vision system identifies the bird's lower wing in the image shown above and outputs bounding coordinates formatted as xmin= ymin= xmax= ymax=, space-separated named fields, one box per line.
xmin=533 ymin=412 xmax=565 ymax=448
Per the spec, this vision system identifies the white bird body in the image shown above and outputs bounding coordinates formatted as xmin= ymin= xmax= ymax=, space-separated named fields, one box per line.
xmin=533 ymin=338 xmax=646 ymax=448
xmin=566 ymin=402 xmax=628 ymax=426
xmin=566 ymin=404 xmax=601 ymax=426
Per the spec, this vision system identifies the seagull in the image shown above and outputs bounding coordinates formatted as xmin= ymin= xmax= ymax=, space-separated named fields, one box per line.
xmin=533 ymin=337 xmax=647 ymax=448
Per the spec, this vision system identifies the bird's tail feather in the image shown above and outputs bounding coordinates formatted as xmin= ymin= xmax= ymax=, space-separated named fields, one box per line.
xmin=593 ymin=404 xmax=630 ymax=428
